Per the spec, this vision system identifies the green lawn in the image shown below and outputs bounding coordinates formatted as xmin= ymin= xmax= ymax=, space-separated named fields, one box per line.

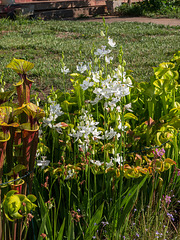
xmin=0 ymin=18 xmax=180 ymax=96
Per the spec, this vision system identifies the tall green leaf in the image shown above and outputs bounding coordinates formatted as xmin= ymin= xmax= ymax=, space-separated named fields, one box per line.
xmin=67 ymin=216 xmax=75 ymax=240
xmin=57 ymin=218 xmax=65 ymax=240
xmin=38 ymin=193 xmax=53 ymax=240
xmin=84 ymin=202 xmax=104 ymax=240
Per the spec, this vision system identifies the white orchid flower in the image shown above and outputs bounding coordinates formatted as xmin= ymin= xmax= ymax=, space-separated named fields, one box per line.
xmin=61 ymin=66 xmax=70 ymax=74
xmin=108 ymin=37 xmax=116 ymax=48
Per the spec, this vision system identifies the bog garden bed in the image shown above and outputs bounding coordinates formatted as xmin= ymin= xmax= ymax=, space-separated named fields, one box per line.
xmin=0 ymin=18 xmax=180 ymax=240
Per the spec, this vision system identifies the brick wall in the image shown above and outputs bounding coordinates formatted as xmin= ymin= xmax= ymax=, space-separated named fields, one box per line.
xmin=0 ymin=0 xmax=33 ymax=3
xmin=0 ymin=0 xmax=144 ymax=5
xmin=15 ymin=0 xmax=33 ymax=2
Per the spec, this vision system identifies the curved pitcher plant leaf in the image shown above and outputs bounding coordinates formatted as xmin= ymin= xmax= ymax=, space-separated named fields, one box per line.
xmin=17 ymin=194 xmax=26 ymax=202
xmin=6 ymin=190 xmax=17 ymax=198
xmin=124 ymin=166 xmax=142 ymax=179
xmin=13 ymin=79 xmax=24 ymax=87
xmin=164 ymin=158 xmax=176 ymax=165
xmin=0 ymin=106 xmax=20 ymax=128
xmin=159 ymin=109 xmax=180 ymax=122
xmin=159 ymin=62 xmax=176 ymax=69
xmin=0 ymin=106 xmax=12 ymax=123
xmin=13 ymin=105 xmax=25 ymax=116
xmin=20 ymin=198 xmax=34 ymax=214
xmin=19 ymin=103 xmax=45 ymax=120
xmin=0 ymin=131 xmax=11 ymax=142
xmin=13 ymin=78 xmax=34 ymax=87
xmin=0 ymin=90 xmax=15 ymax=105
xmin=6 ymin=164 xmax=26 ymax=177
xmin=61 ymin=100 xmax=77 ymax=112
xmin=153 ymin=159 xmax=164 ymax=172
xmin=3 ymin=190 xmax=37 ymax=221
xmin=153 ymin=62 xmax=175 ymax=75
xmin=153 ymin=62 xmax=179 ymax=81
xmin=6 ymin=58 xmax=34 ymax=75
xmin=136 ymin=166 xmax=149 ymax=175
xmin=155 ymin=130 xmax=174 ymax=147
xmin=171 ymin=51 xmax=180 ymax=65
xmin=124 ymin=113 xmax=138 ymax=121
xmin=0 ymin=122 xmax=19 ymax=128
xmin=152 ymin=158 xmax=176 ymax=172
xmin=20 ymin=122 xmax=39 ymax=131
xmin=9 ymin=178 xmax=25 ymax=187
xmin=164 ymin=159 xmax=176 ymax=171
xmin=169 ymin=107 xmax=180 ymax=115
xmin=3 ymin=190 xmax=23 ymax=221
xmin=168 ymin=117 xmax=180 ymax=129
xmin=27 ymin=194 xmax=37 ymax=203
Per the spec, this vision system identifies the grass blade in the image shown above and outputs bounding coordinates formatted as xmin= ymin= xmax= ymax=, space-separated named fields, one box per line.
xmin=84 ymin=202 xmax=104 ymax=240
xmin=57 ymin=218 xmax=65 ymax=240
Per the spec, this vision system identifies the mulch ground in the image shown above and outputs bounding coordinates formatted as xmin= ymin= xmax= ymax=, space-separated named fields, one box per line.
xmin=79 ymin=16 xmax=180 ymax=26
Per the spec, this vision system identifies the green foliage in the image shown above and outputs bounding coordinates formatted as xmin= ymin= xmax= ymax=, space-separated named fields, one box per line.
xmin=35 ymin=35 xmax=180 ymax=239
xmin=117 ymin=0 xmax=180 ymax=18
xmin=84 ymin=203 xmax=104 ymax=239
xmin=2 ymin=190 xmax=37 ymax=221
xmin=0 ymin=20 xmax=180 ymax=240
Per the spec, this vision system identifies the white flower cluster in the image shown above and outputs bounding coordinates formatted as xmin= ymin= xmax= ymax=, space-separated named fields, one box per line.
xmin=101 ymin=127 xmax=120 ymax=140
xmin=80 ymin=71 xmax=101 ymax=91
xmin=94 ymin=45 xmax=111 ymax=57
xmin=69 ymin=110 xmax=101 ymax=142
xmin=77 ymin=36 xmax=133 ymax=111
xmin=37 ymin=156 xmax=50 ymax=169
xmin=91 ymin=73 xmax=132 ymax=109
xmin=69 ymin=110 xmax=102 ymax=151
xmin=77 ymin=37 xmax=116 ymax=90
xmin=76 ymin=62 xmax=88 ymax=73
xmin=111 ymin=154 xmax=125 ymax=166
xmin=43 ymin=102 xmax=64 ymax=133
xmin=90 ymin=153 xmax=125 ymax=169
xmin=65 ymin=169 xmax=76 ymax=180
xmin=69 ymin=36 xmax=133 ymax=154
xmin=90 ymin=160 xmax=103 ymax=166
xmin=70 ymin=111 xmax=125 ymax=151
xmin=80 ymin=77 xmax=94 ymax=91
xmin=93 ymin=36 xmax=116 ymax=58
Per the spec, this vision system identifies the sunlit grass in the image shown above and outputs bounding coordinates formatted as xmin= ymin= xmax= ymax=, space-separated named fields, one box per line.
xmin=0 ymin=18 xmax=180 ymax=95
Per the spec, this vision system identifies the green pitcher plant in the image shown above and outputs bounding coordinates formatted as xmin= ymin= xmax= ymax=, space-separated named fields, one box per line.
xmin=6 ymin=164 xmax=27 ymax=194
xmin=2 ymin=190 xmax=37 ymax=222
xmin=2 ymin=190 xmax=37 ymax=240
xmin=0 ymin=59 xmax=45 ymax=239
xmin=0 ymin=130 xmax=10 ymax=239
xmin=0 ymin=58 xmax=45 ymax=189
